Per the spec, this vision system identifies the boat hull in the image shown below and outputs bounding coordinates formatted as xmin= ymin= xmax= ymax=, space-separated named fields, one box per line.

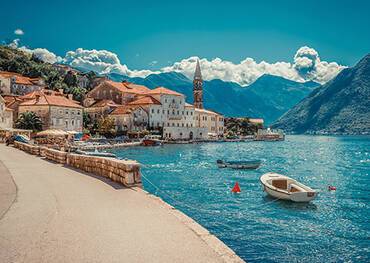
xmin=217 ymin=160 xmax=261 ymax=169
xmin=260 ymin=172 xmax=317 ymax=202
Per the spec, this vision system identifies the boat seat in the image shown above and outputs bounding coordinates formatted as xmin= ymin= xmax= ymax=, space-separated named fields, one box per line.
xmin=289 ymin=183 xmax=304 ymax=193
xmin=271 ymin=179 xmax=287 ymax=190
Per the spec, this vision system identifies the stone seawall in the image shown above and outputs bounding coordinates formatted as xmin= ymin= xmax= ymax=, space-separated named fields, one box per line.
xmin=13 ymin=141 xmax=141 ymax=188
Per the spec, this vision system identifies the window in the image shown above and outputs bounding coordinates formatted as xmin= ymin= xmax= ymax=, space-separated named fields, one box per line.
xmin=177 ymin=110 xmax=179 ymax=115
xmin=65 ymin=110 xmax=69 ymax=115
xmin=172 ymin=123 xmax=174 ymax=127
xmin=186 ymin=111 xmax=188 ymax=115
xmin=72 ymin=120 xmax=75 ymax=126
xmin=177 ymin=123 xmax=179 ymax=127
xmin=162 ymin=110 xmax=165 ymax=114
xmin=77 ymin=111 xmax=81 ymax=115
xmin=157 ymin=109 xmax=160 ymax=114
xmin=167 ymin=110 xmax=170 ymax=114
xmin=152 ymin=109 xmax=154 ymax=113
xmin=182 ymin=123 xmax=184 ymax=127
xmin=190 ymin=112 xmax=193 ymax=116
xmin=182 ymin=111 xmax=184 ymax=115
xmin=172 ymin=99 xmax=175 ymax=103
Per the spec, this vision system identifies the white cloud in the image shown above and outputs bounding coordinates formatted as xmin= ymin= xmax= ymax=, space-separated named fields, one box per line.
xmin=62 ymin=48 xmax=159 ymax=77
xmin=9 ymin=43 xmax=345 ymax=85
xmin=162 ymin=47 xmax=345 ymax=85
xmin=8 ymin=39 xmax=20 ymax=49
xmin=14 ymin=29 xmax=24 ymax=35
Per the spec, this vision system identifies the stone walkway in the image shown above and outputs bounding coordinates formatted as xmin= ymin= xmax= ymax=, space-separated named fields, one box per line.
xmin=0 ymin=144 xmax=242 ymax=263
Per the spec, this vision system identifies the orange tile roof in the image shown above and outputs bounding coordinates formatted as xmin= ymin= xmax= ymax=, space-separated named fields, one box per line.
xmin=89 ymin=99 xmax=118 ymax=108
xmin=0 ymin=71 xmax=42 ymax=85
xmin=20 ymin=93 xmax=83 ymax=109
xmin=128 ymin=96 xmax=161 ymax=106
xmin=145 ymin=86 xmax=183 ymax=97
xmin=104 ymin=80 xmax=150 ymax=94
xmin=110 ymin=105 xmax=142 ymax=115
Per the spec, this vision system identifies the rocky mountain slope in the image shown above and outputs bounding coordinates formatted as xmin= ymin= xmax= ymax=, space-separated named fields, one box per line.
xmin=110 ymin=72 xmax=318 ymax=124
xmin=272 ymin=54 xmax=370 ymax=134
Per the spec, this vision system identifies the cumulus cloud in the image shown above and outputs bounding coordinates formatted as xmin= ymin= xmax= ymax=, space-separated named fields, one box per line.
xmin=8 ymin=42 xmax=345 ymax=85
xmin=162 ymin=47 xmax=345 ymax=85
xmin=62 ymin=48 xmax=159 ymax=77
xmin=14 ymin=29 xmax=24 ymax=35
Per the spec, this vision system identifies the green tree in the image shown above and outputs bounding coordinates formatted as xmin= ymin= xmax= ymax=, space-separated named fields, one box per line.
xmin=15 ymin=112 xmax=43 ymax=131
xmin=97 ymin=117 xmax=116 ymax=138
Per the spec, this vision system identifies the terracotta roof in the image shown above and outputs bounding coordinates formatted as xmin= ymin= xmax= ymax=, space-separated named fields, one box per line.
xmin=110 ymin=105 xmax=142 ymax=115
xmin=0 ymin=71 xmax=42 ymax=85
xmin=103 ymin=80 xmax=150 ymax=94
xmin=2 ymin=95 xmax=23 ymax=107
xmin=89 ymin=99 xmax=118 ymax=108
xmin=19 ymin=93 xmax=83 ymax=109
xmin=145 ymin=86 xmax=183 ymax=97
xmin=128 ymin=96 xmax=161 ymax=106
xmin=185 ymin=103 xmax=194 ymax=108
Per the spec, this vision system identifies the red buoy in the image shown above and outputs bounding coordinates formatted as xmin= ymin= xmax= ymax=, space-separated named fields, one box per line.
xmin=231 ymin=182 xmax=241 ymax=193
xmin=328 ymin=185 xmax=336 ymax=191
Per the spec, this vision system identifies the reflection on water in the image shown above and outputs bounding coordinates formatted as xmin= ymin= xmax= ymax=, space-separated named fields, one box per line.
xmin=112 ymin=135 xmax=370 ymax=263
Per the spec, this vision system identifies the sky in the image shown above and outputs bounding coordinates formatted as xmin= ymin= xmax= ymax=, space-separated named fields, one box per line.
xmin=1 ymin=0 xmax=370 ymax=85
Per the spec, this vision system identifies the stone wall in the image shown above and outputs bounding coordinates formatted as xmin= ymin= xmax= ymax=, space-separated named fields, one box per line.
xmin=13 ymin=141 xmax=141 ymax=187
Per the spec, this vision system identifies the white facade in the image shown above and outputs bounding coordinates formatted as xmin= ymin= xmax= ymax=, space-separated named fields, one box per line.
xmin=195 ymin=108 xmax=224 ymax=137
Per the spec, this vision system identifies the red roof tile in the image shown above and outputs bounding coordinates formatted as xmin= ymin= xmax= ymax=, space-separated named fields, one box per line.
xmin=110 ymin=105 xmax=142 ymax=115
xmin=103 ymin=80 xmax=150 ymax=94
xmin=128 ymin=96 xmax=161 ymax=106
xmin=145 ymin=86 xmax=183 ymax=97
xmin=20 ymin=93 xmax=83 ymax=109
xmin=89 ymin=99 xmax=118 ymax=108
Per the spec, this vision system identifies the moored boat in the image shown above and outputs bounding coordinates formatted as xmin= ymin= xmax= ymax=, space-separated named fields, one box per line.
xmin=260 ymin=172 xmax=317 ymax=202
xmin=216 ymin=159 xmax=261 ymax=169
xmin=142 ymin=139 xmax=162 ymax=146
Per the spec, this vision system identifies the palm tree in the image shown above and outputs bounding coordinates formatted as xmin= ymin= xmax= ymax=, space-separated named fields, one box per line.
xmin=15 ymin=112 xmax=43 ymax=131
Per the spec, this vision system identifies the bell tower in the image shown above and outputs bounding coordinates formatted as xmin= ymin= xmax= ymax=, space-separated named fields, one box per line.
xmin=193 ymin=59 xmax=203 ymax=109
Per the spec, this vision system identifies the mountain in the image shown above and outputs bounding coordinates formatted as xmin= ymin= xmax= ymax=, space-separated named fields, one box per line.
xmin=109 ymin=72 xmax=319 ymax=124
xmin=272 ymin=54 xmax=370 ymax=134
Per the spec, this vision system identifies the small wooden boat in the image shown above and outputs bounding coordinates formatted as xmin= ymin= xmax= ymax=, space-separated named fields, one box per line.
xmin=216 ymin=159 xmax=261 ymax=169
xmin=142 ymin=139 xmax=162 ymax=146
xmin=75 ymin=149 xmax=117 ymax=158
xmin=260 ymin=172 xmax=317 ymax=202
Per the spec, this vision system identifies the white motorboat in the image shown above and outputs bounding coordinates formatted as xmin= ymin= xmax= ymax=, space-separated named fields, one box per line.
xmin=260 ymin=172 xmax=317 ymax=202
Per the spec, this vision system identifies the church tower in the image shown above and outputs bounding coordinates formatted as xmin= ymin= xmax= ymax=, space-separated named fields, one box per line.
xmin=193 ymin=59 xmax=203 ymax=109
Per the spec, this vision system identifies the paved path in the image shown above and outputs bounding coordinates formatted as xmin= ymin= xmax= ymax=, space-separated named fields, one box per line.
xmin=0 ymin=145 xmax=227 ymax=263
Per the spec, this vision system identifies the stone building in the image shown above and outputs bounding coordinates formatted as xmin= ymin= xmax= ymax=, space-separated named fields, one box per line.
xmin=195 ymin=108 xmax=224 ymax=138
xmin=84 ymin=99 xmax=118 ymax=123
xmin=83 ymin=80 xmax=150 ymax=107
xmin=110 ymin=105 xmax=148 ymax=133
xmin=18 ymin=90 xmax=83 ymax=131
xmin=127 ymin=96 xmax=162 ymax=130
xmin=0 ymin=95 xmax=13 ymax=129
xmin=0 ymin=71 xmax=45 ymax=95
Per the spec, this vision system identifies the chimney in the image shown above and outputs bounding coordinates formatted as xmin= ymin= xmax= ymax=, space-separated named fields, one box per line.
xmin=68 ymin=94 xmax=73 ymax=100
xmin=58 ymin=89 xmax=64 ymax=95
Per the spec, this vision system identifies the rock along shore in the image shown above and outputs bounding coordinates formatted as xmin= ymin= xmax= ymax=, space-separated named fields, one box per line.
xmin=0 ymin=143 xmax=244 ymax=263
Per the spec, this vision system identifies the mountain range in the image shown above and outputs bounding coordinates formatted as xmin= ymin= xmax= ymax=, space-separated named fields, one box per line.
xmin=109 ymin=72 xmax=319 ymax=124
xmin=273 ymin=54 xmax=370 ymax=134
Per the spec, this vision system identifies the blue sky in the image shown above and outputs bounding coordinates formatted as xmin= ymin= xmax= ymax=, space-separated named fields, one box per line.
xmin=1 ymin=0 xmax=370 ymax=85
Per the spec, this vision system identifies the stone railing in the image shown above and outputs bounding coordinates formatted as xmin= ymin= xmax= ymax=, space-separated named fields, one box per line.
xmin=12 ymin=141 xmax=141 ymax=188
xmin=67 ymin=154 xmax=141 ymax=187
xmin=14 ymin=141 xmax=40 ymax=155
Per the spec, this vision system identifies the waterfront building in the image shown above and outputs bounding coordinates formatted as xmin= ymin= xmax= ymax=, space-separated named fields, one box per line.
xmin=18 ymin=90 xmax=83 ymax=131
xmin=110 ymin=105 xmax=148 ymax=133
xmin=1 ymin=95 xmax=23 ymax=125
xmin=0 ymin=71 xmax=45 ymax=95
xmin=83 ymin=80 xmax=150 ymax=106
xmin=0 ymin=95 xmax=13 ymax=129
xmin=192 ymin=60 xmax=225 ymax=138
xmin=194 ymin=108 xmax=224 ymax=138
xmin=84 ymin=99 xmax=118 ymax=123
xmin=127 ymin=95 xmax=162 ymax=130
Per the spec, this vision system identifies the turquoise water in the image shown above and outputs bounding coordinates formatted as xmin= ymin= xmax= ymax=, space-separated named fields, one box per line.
xmin=112 ymin=136 xmax=370 ymax=263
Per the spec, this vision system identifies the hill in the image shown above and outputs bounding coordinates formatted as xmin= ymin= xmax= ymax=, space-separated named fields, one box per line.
xmin=110 ymin=72 xmax=319 ymax=124
xmin=272 ymin=54 xmax=370 ymax=134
